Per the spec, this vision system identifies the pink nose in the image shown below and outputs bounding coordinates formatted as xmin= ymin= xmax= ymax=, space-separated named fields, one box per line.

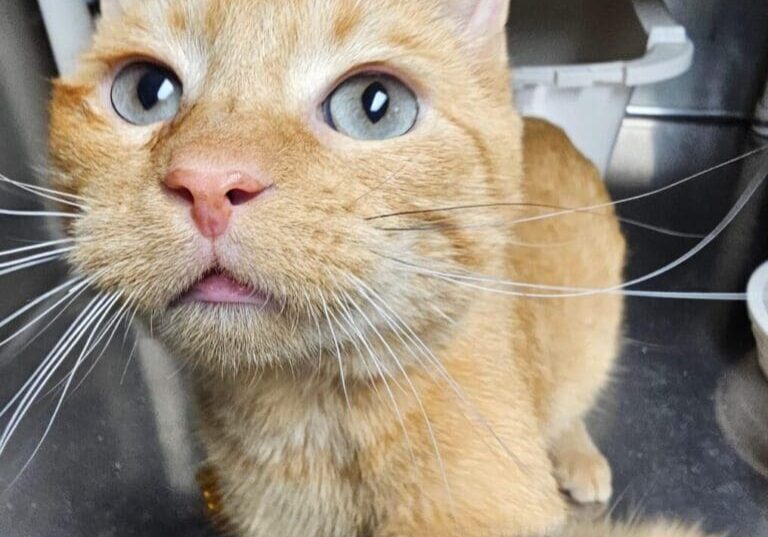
xmin=164 ymin=166 xmax=271 ymax=238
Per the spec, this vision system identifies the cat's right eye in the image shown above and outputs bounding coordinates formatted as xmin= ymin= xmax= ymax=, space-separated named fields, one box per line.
xmin=323 ymin=73 xmax=419 ymax=141
xmin=111 ymin=62 xmax=183 ymax=126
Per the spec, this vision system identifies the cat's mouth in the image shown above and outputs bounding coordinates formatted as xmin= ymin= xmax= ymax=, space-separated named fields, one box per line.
xmin=172 ymin=268 xmax=273 ymax=309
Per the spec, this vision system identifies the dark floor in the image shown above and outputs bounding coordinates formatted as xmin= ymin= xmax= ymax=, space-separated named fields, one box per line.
xmin=0 ymin=117 xmax=767 ymax=536
xmin=596 ymin=118 xmax=768 ymax=536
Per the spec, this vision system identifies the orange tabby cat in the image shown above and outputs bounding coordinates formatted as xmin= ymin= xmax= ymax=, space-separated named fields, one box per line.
xmin=47 ymin=0 xmax=716 ymax=536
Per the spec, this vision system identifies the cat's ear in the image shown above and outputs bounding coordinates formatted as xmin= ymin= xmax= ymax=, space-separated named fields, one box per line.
xmin=443 ymin=0 xmax=509 ymax=44
xmin=100 ymin=0 xmax=130 ymax=19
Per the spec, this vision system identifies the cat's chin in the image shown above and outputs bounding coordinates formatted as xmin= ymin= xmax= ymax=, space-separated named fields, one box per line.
xmin=151 ymin=292 xmax=450 ymax=379
xmin=153 ymin=302 xmax=320 ymax=372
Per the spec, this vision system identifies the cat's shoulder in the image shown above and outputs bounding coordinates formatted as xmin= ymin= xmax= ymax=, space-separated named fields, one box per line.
xmin=520 ymin=117 xmax=607 ymax=205
xmin=522 ymin=117 xmax=594 ymax=173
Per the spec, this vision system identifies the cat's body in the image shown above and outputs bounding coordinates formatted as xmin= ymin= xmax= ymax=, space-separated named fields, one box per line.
xmin=196 ymin=118 xmax=623 ymax=537
xmin=44 ymin=0 xmax=715 ymax=535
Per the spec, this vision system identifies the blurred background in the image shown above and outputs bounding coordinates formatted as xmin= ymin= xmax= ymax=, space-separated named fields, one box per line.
xmin=0 ymin=1 xmax=767 ymax=536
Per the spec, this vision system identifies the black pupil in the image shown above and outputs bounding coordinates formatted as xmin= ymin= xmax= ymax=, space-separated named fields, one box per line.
xmin=137 ymin=69 xmax=173 ymax=111
xmin=361 ymin=82 xmax=390 ymax=124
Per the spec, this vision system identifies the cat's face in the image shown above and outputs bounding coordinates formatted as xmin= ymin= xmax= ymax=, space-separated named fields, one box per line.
xmin=49 ymin=0 xmax=521 ymax=373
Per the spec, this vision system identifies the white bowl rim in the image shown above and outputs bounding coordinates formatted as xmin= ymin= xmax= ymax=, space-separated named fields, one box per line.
xmin=747 ymin=261 xmax=768 ymax=334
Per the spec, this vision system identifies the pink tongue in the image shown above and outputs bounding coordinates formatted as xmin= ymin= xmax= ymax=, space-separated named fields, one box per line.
xmin=187 ymin=274 xmax=269 ymax=306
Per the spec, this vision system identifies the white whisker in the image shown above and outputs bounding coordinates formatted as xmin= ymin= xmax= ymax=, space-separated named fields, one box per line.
xmin=342 ymin=286 xmax=455 ymax=514
xmin=332 ymin=293 xmax=419 ymax=467
xmin=0 ymin=174 xmax=87 ymax=210
xmin=319 ymin=290 xmax=351 ymax=411
xmin=0 ymin=239 xmax=75 ymax=260
xmin=67 ymin=299 xmax=133 ymax=398
xmin=0 ymin=279 xmax=96 ymax=417
xmin=324 ymin=300 xmax=377 ymax=395
xmin=0 ymin=293 xmax=106 ymax=422
xmin=0 ymin=255 xmax=64 ymax=278
xmin=0 ymin=293 xmax=115 ymax=454
xmin=348 ymin=274 xmax=533 ymax=477
xmin=368 ymin=144 xmax=768 ymax=224
xmin=380 ymin=165 xmax=766 ymax=302
xmin=508 ymin=145 xmax=768 ymax=229
xmin=330 ymin=294 xmax=396 ymax=409
xmin=5 ymin=293 xmax=123 ymax=488
xmin=338 ymin=325 xmax=389 ymax=406
xmin=0 ymin=173 xmax=86 ymax=202
xmin=0 ymin=278 xmax=82 ymax=334
xmin=381 ymin=214 xmax=705 ymax=241
xmin=0 ymin=247 xmax=73 ymax=270
xmin=303 ymin=291 xmax=324 ymax=367
xmin=120 ymin=336 xmax=140 ymax=386
xmin=119 ymin=306 xmax=140 ymax=386
xmin=393 ymin=263 xmax=748 ymax=302
xmin=1 ymin=274 xmax=100 ymax=354
xmin=0 ymin=209 xmax=81 ymax=219
xmin=616 ymin=217 xmax=705 ymax=239
xmin=429 ymin=304 xmax=455 ymax=324
xmin=47 ymin=297 xmax=133 ymax=398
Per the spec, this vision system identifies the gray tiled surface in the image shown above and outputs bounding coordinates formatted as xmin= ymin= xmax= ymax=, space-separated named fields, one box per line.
xmin=1 ymin=118 xmax=767 ymax=536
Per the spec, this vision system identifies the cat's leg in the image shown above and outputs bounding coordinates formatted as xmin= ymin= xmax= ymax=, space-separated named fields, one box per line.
xmin=536 ymin=292 xmax=621 ymax=506
xmin=541 ymin=298 xmax=620 ymax=506
xmin=374 ymin=504 xmax=566 ymax=537
xmin=370 ymin=436 xmax=567 ymax=537
xmin=518 ymin=118 xmax=626 ymax=506
xmin=370 ymin=366 xmax=568 ymax=537
xmin=542 ymin=292 xmax=622 ymax=506
xmin=550 ymin=419 xmax=612 ymax=504
xmin=540 ymin=292 xmax=622 ymax=507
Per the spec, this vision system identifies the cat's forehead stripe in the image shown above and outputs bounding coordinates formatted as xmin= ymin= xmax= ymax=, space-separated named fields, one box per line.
xmin=166 ymin=2 xmax=189 ymax=33
xmin=331 ymin=4 xmax=363 ymax=46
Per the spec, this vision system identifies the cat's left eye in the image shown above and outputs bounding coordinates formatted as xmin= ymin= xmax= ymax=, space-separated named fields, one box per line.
xmin=111 ymin=62 xmax=183 ymax=125
xmin=324 ymin=73 xmax=419 ymax=140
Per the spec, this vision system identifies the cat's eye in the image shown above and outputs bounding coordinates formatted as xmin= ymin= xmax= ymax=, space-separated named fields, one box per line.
xmin=111 ymin=62 xmax=183 ymax=125
xmin=324 ymin=73 xmax=418 ymax=140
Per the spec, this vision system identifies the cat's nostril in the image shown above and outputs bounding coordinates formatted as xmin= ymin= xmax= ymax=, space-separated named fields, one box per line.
xmin=227 ymin=188 xmax=261 ymax=206
xmin=165 ymin=184 xmax=195 ymax=205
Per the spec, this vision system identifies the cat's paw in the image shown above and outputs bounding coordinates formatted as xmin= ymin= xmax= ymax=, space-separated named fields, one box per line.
xmin=553 ymin=447 xmax=613 ymax=504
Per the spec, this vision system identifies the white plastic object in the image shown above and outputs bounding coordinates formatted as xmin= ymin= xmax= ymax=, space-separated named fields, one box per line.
xmin=36 ymin=0 xmax=94 ymax=76
xmin=747 ymin=262 xmax=768 ymax=379
xmin=512 ymin=0 xmax=694 ymax=175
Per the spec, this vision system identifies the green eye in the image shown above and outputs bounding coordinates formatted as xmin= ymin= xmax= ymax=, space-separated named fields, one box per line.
xmin=111 ymin=62 xmax=183 ymax=125
xmin=324 ymin=73 xmax=419 ymax=140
